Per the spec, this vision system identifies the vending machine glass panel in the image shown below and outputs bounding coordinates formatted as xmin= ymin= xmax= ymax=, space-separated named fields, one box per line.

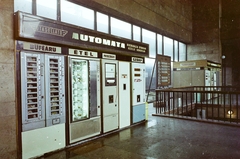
xmin=45 ymin=55 xmax=66 ymax=126
xmin=105 ymin=63 xmax=116 ymax=86
xmin=70 ymin=59 xmax=90 ymax=122
xmin=21 ymin=52 xmax=45 ymax=131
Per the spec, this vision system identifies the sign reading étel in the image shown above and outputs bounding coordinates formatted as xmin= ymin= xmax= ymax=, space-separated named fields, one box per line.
xmin=15 ymin=11 xmax=149 ymax=57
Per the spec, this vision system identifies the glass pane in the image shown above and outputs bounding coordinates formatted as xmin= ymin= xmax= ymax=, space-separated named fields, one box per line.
xmin=179 ymin=42 xmax=187 ymax=61
xmin=97 ymin=12 xmax=109 ymax=34
xmin=61 ymin=0 xmax=94 ymax=29
xmin=145 ymin=58 xmax=156 ymax=102
xmin=133 ymin=25 xmax=141 ymax=42
xmin=111 ymin=17 xmax=131 ymax=39
xmin=14 ymin=0 xmax=32 ymax=13
xmin=37 ymin=0 xmax=57 ymax=20
xmin=157 ymin=34 xmax=163 ymax=55
xmin=142 ymin=29 xmax=156 ymax=58
xmin=174 ymin=40 xmax=179 ymax=62
xmin=164 ymin=36 xmax=173 ymax=60
xmin=71 ymin=59 xmax=89 ymax=121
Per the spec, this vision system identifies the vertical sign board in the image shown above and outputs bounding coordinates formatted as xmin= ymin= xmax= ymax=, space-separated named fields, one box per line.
xmin=156 ymin=55 xmax=171 ymax=87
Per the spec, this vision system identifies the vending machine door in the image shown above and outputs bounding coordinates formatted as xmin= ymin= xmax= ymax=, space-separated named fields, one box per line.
xmin=21 ymin=52 xmax=45 ymax=131
xmin=69 ymin=58 xmax=90 ymax=122
xmin=45 ymin=55 xmax=65 ymax=126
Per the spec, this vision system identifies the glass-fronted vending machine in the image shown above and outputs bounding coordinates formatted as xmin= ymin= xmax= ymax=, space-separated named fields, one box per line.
xmin=68 ymin=49 xmax=101 ymax=144
xmin=20 ymin=51 xmax=66 ymax=159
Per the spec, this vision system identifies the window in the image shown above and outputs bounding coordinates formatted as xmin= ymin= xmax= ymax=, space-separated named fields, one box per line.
xmin=174 ymin=40 xmax=179 ymax=61
xmin=61 ymin=0 xmax=94 ymax=29
xmin=145 ymin=58 xmax=156 ymax=102
xmin=142 ymin=29 xmax=156 ymax=58
xmin=133 ymin=25 xmax=141 ymax=42
xmin=37 ymin=0 xmax=57 ymax=20
xmin=14 ymin=0 xmax=32 ymax=13
xmin=163 ymin=36 xmax=173 ymax=60
xmin=157 ymin=34 xmax=163 ymax=55
xmin=97 ymin=12 xmax=109 ymax=34
xmin=179 ymin=42 xmax=187 ymax=61
xmin=110 ymin=17 xmax=131 ymax=39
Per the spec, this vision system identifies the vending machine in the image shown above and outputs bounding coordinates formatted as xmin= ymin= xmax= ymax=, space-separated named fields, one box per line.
xmin=20 ymin=51 xmax=66 ymax=159
xmin=101 ymin=56 xmax=119 ymax=133
xmin=131 ymin=60 xmax=146 ymax=124
xmin=68 ymin=54 xmax=101 ymax=143
xmin=118 ymin=61 xmax=130 ymax=129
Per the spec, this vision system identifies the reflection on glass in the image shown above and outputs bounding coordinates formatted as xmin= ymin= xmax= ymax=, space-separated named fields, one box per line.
xmin=105 ymin=63 xmax=116 ymax=86
xmin=179 ymin=42 xmax=187 ymax=61
xmin=97 ymin=12 xmax=109 ymax=33
xmin=71 ymin=60 xmax=89 ymax=121
xmin=37 ymin=0 xmax=57 ymax=20
xmin=61 ymin=0 xmax=94 ymax=29
xmin=164 ymin=36 xmax=173 ymax=60
xmin=174 ymin=40 xmax=179 ymax=62
xmin=111 ymin=17 xmax=131 ymax=39
xmin=157 ymin=34 xmax=163 ymax=55
xmin=105 ymin=64 xmax=115 ymax=78
xmin=14 ymin=0 xmax=32 ymax=13
xmin=133 ymin=25 xmax=141 ymax=42
xmin=142 ymin=29 xmax=156 ymax=58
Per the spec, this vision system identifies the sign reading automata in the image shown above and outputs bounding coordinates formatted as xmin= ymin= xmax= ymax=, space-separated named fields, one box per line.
xmin=15 ymin=12 xmax=149 ymax=57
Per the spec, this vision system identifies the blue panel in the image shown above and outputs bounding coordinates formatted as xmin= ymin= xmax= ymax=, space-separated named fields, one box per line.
xmin=132 ymin=104 xmax=145 ymax=124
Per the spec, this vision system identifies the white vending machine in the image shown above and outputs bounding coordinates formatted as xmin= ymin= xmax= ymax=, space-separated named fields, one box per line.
xmin=68 ymin=55 xmax=101 ymax=143
xmin=101 ymin=56 xmax=119 ymax=133
xmin=131 ymin=61 xmax=146 ymax=124
xmin=118 ymin=61 xmax=131 ymax=129
xmin=20 ymin=51 xmax=66 ymax=159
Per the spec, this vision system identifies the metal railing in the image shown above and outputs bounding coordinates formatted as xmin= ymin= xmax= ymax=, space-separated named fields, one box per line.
xmin=154 ymin=86 xmax=240 ymax=125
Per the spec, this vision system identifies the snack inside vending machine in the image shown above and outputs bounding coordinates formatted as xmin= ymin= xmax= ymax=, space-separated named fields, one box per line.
xmin=20 ymin=47 xmax=66 ymax=159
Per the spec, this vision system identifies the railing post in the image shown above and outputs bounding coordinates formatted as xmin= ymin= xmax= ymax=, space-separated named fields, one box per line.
xmin=191 ymin=91 xmax=193 ymax=118
xmin=156 ymin=90 xmax=158 ymax=114
xmin=173 ymin=92 xmax=175 ymax=116
xmin=237 ymin=93 xmax=239 ymax=124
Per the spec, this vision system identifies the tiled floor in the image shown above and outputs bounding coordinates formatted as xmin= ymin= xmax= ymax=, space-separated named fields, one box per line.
xmin=38 ymin=104 xmax=240 ymax=159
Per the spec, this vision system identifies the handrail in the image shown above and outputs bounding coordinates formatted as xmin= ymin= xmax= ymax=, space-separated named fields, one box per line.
xmin=154 ymin=86 xmax=240 ymax=125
